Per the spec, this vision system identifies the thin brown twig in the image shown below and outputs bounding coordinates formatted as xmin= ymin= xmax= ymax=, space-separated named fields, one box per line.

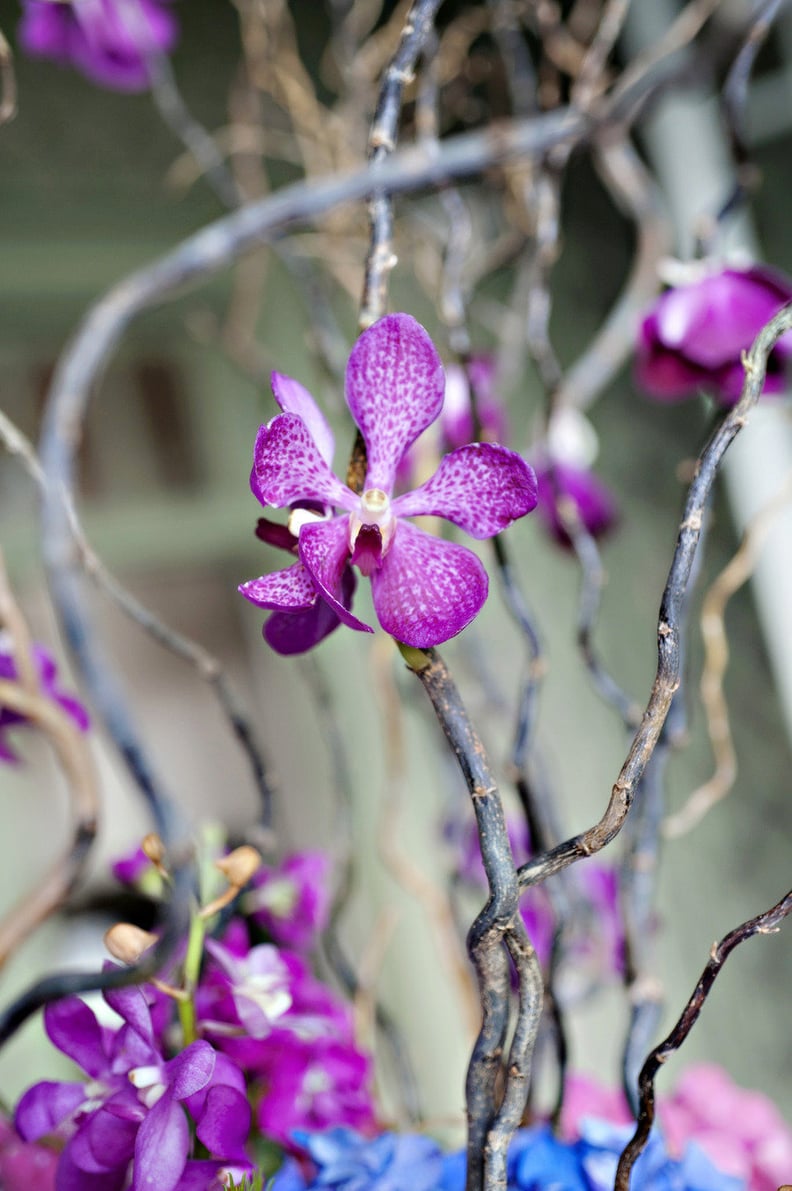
xmin=615 ymin=887 xmax=792 ymax=1190
xmin=0 ymin=409 xmax=277 ymax=831
xmin=0 ymin=552 xmax=99 ymax=971
xmin=518 ymin=302 xmax=792 ymax=891
xmin=664 ymin=469 xmax=792 ymax=839
xmin=372 ymin=637 xmax=481 ymax=1040
xmin=0 ymin=26 xmax=17 ymax=127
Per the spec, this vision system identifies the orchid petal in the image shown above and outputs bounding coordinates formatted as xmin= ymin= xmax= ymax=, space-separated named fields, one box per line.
xmin=271 ymin=373 xmax=335 ymax=467
xmin=56 ymin=1144 xmax=129 ymax=1191
xmin=371 ymin=521 xmax=488 ymax=646
xmin=44 ymin=998 xmax=106 ymax=1078
xmin=165 ymin=1041 xmax=216 ymax=1100
xmin=103 ymin=981 xmax=155 ymax=1048
xmin=298 ymin=518 xmax=373 ymax=634
xmin=15 ymin=1080 xmax=85 ymax=1141
xmin=132 ymin=1093 xmax=189 ymax=1191
xmin=195 ymin=1084 xmax=251 ymax=1160
xmin=346 ymin=314 xmax=445 ymax=493
xmin=250 ymin=414 xmax=356 ymax=511
xmin=392 ymin=444 xmax=537 ymax=538
xmin=239 ymin=563 xmax=318 ymax=611
xmin=263 ymin=565 xmax=356 ymax=655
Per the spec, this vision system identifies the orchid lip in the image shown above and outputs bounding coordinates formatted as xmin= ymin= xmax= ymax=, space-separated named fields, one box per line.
xmin=349 ymin=488 xmax=395 ymax=552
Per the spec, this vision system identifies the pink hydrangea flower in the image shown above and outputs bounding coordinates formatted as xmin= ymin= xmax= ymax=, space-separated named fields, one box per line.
xmin=636 ymin=265 xmax=792 ymax=405
xmin=562 ymin=1066 xmax=792 ymax=1191
xmin=19 ymin=0 xmax=178 ymax=92
xmin=240 ymin=314 xmax=537 ymax=651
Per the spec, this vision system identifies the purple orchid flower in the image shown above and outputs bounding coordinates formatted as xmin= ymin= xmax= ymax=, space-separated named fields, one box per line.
xmin=244 ymin=850 xmax=333 ymax=952
xmin=18 ymin=0 xmax=178 ymax=93
xmin=636 ymin=265 xmax=792 ymax=405
xmin=240 ymin=314 xmax=537 ymax=651
xmin=534 ymin=461 xmax=618 ymax=548
xmin=247 ymin=374 xmax=357 ymax=655
xmin=0 ymin=636 xmax=89 ymax=764
xmin=15 ymin=978 xmax=250 ymax=1191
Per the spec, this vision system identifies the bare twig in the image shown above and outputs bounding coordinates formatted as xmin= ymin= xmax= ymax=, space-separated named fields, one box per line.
xmin=0 ymin=26 xmax=16 ymax=127
xmin=664 ymin=469 xmax=792 ymax=839
xmin=302 ymin=654 xmax=423 ymax=1124
xmin=400 ymin=645 xmax=542 ymax=1191
xmin=615 ymin=887 xmax=792 ymax=1190
xmin=360 ymin=0 xmax=444 ymax=329
xmin=518 ymin=303 xmax=792 ymax=891
xmin=0 ymin=857 xmax=193 ymax=1050
xmin=0 ymin=552 xmax=99 ymax=968
xmin=0 ymin=410 xmax=276 ymax=831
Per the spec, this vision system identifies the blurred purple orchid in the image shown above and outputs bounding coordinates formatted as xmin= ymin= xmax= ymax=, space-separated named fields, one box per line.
xmin=19 ymin=0 xmax=178 ymax=92
xmin=240 ymin=314 xmax=537 ymax=651
xmin=534 ymin=462 xmax=618 ymax=548
xmin=0 ymin=636 xmax=89 ymax=764
xmin=15 ymin=978 xmax=251 ymax=1190
xmin=244 ymin=850 xmax=333 ymax=952
xmin=636 ymin=264 xmax=792 ymax=405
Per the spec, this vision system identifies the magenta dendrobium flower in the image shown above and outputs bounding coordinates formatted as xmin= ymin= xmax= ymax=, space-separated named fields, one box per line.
xmin=18 ymin=0 xmax=178 ymax=92
xmin=240 ymin=314 xmax=537 ymax=651
xmin=244 ymin=850 xmax=333 ymax=952
xmin=636 ymin=264 xmax=792 ymax=405
xmin=15 ymin=978 xmax=250 ymax=1191
xmin=255 ymin=1033 xmax=376 ymax=1151
xmin=0 ymin=635 xmax=89 ymax=764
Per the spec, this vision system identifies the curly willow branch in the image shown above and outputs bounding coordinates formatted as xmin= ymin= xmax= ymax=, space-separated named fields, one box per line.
xmin=0 ymin=856 xmax=193 ymax=1050
xmin=0 ymin=550 xmax=99 ymax=970
xmin=615 ymin=887 xmax=792 ymax=1191
xmin=665 ymin=468 xmax=792 ymax=839
xmin=517 ymin=303 xmax=792 ymax=892
xmin=399 ymin=645 xmax=542 ymax=1191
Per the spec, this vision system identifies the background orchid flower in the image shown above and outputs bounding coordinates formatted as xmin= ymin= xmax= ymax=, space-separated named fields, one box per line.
xmin=240 ymin=313 xmax=537 ymax=651
xmin=0 ymin=635 xmax=89 ymax=764
xmin=19 ymin=0 xmax=179 ymax=92
xmin=635 ymin=265 xmax=792 ymax=405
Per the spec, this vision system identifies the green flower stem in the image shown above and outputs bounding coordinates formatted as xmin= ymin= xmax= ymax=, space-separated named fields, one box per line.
xmin=178 ymin=903 xmax=207 ymax=1046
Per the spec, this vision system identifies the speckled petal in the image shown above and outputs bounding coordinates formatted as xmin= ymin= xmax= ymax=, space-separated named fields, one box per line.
xmin=250 ymin=414 xmax=356 ymax=511
xmin=298 ymin=518 xmax=373 ymax=635
xmin=264 ymin=567 xmax=356 ymax=655
xmin=271 ymin=373 xmax=335 ymax=467
xmin=371 ymin=521 xmax=488 ymax=647
xmin=239 ymin=564 xmax=318 ymax=611
xmin=393 ymin=444 xmax=537 ymax=539
xmin=345 ymin=314 xmax=445 ymax=493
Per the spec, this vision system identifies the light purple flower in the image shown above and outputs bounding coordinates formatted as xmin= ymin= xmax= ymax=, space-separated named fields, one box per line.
xmin=0 ymin=636 xmax=89 ymax=764
xmin=636 ymin=265 xmax=792 ymax=405
xmin=240 ymin=314 xmax=537 ymax=650
xmin=441 ymin=355 xmax=508 ymax=450
xmin=18 ymin=0 xmax=178 ymax=92
xmin=245 ymin=850 xmax=333 ymax=952
xmin=534 ymin=462 xmax=618 ymax=548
